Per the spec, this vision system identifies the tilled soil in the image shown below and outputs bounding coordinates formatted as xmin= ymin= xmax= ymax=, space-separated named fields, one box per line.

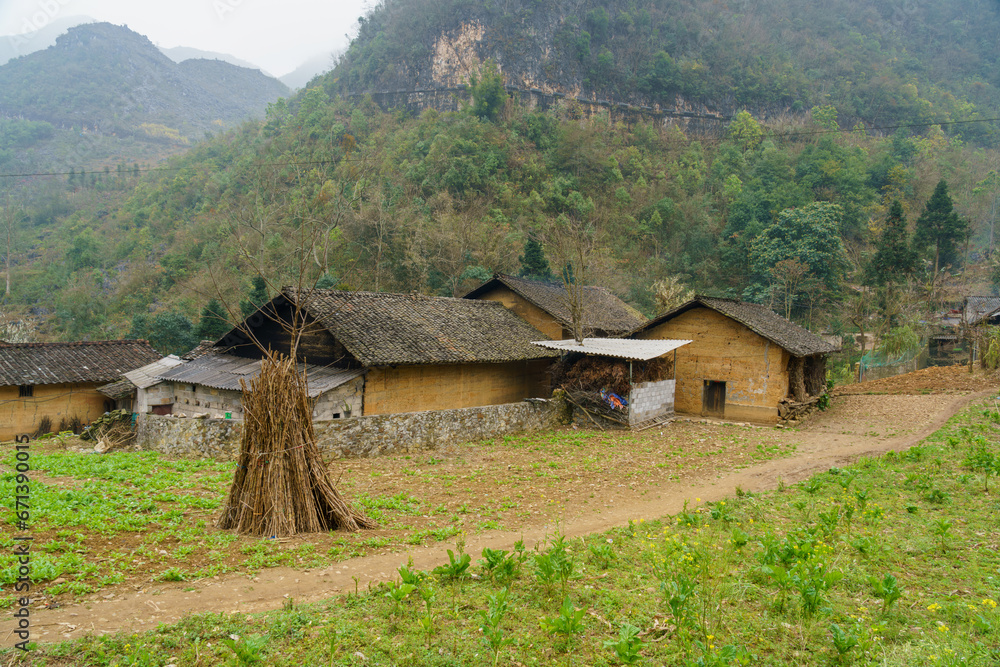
xmin=835 ymin=362 xmax=1000 ymax=395
xmin=7 ymin=374 xmax=993 ymax=644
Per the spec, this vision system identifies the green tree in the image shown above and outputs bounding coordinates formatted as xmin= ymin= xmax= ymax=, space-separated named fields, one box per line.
xmin=470 ymin=60 xmax=507 ymax=123
xmin=195 ymin=298 xmax=231 ymax=341
xmin=518 ymin=237 xmax=552 ymax=281
xmin=914 ymin=180 xmax=968 ymax=277
xmin=128 ymin=311 xmax=197 ymax=356
xmin=750 ymin=202 xmax=847 ymax=311
xmin=240 ymin=276 xmax=269 ymax=319
xmin=866 ymin=201 xmax=915 ymax=285
xmin=727 ymin=110 xmax=764 ymax=152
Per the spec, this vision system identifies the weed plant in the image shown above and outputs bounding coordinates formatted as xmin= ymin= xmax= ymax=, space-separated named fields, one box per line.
xmin=5 ymin=403 xmax=1000 ymax=664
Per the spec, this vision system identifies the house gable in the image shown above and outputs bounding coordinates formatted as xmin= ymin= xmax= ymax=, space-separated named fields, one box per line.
xmin=471 ymin=284 xmax=566 ymax=339
xmin=637 ymin=306 xmax=791 ymax=424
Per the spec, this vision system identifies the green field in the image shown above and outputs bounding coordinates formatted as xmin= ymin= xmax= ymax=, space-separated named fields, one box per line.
xmin=4 ymin=401 xmax=999 ymax=665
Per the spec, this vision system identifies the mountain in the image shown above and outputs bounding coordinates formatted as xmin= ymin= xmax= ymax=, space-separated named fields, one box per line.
xmin=158 ymin=46 xmax=269 ymax=75
xmin=280 ymin=51 xmax=339 ymax=90
xmin=0 ymin=22 xmax=289 ymax=139
xmin=0 ymin=15 xmax=96 ymax=66
xmin=3 ymin=0 xmax=999 ymax=347
xmin=328 ymin=0 xmax=1000 ymax=142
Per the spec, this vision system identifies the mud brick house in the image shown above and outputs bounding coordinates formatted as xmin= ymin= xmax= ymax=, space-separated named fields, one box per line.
xmin=632 ymin=296 xmax=836 ymax=424
xmin=217 ymin=288 xmax=558 ymax=416
xmin=463 ymin=274 xmax=646 ymax=339
xmin=0 ymin=340 xmax=160 ymax=441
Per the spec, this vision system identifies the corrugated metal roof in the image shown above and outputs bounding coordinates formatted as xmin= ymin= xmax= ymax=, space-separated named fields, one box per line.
xmin=124 ymin=355 xmax=185 ymax=389
xmin=155 ymin=353 xmax=363 ymax=398
xmin=965 ymin=296 xmax=1000 ymax=326
xmin=531 ymin=338 xmax=691 ymax=360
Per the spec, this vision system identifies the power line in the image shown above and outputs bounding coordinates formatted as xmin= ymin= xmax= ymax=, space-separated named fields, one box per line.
xmin=765 ymin=116 xmax=1000 ymax=138
xmin=0 ymin=116 xmax=998 ymax=180
xmin=0 ymin=159 xmax=343 ymax=180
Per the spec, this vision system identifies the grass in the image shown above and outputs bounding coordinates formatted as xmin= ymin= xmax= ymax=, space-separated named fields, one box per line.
xmin=2 ymin=419 xmax=800 ymax=601
xmin=6 ymin=402 xmax=1000 ymax=664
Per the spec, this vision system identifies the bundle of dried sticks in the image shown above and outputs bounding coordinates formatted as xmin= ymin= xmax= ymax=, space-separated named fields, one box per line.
xmin=217 ymin=352 xmax=376 ymax=535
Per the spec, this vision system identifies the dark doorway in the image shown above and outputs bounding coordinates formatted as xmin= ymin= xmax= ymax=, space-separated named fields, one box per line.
xmin=702 ymin=380 xmax=726 ymax=418
xmin=151 ymin=404 xmax=174 ymax=416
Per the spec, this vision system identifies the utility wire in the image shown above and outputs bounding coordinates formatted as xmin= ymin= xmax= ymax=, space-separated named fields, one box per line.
xmin=1 ymin=116 xmax=998 ymax=180
xmin=0 ymin=159 xmax=344 ymax=180
xmin=764 ymin=116 xmax=1000 ymax=138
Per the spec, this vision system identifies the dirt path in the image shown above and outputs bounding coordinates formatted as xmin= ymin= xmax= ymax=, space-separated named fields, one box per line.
xmin=7 ymin=389 xmax=990 ymax=644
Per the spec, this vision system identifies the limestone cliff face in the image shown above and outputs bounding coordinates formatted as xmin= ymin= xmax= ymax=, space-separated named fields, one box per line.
xmin=332 ymin=2 xmax=727 ymax=122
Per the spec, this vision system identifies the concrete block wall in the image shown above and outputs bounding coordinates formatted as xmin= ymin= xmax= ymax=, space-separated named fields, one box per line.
xmin=628 ymin=379 xmax=676 ymax=426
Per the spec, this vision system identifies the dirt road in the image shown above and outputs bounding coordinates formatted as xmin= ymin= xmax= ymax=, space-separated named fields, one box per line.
xmin=7 ymin=389 xmax=991 ymax=644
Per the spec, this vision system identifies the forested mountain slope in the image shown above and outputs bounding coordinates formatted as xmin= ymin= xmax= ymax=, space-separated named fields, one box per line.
xmin=0 ymin=22 xmax=289 ymax=139
xmin=1 ymin=0 xmax=998 ymax=356
xmin=329 ymin=0 xmax=1000 ymax=143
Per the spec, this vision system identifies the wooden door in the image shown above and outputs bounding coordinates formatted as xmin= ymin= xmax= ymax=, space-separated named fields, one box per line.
xmin=702 ymin=380 xmax=725 ymax=418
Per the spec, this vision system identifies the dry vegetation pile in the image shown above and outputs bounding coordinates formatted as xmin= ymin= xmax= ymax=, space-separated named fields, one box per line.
xmin=218 ymin=353 xmax=375 ymax=536
xmin=835 ymin=364 xmax=1000 ymax=396
xmin=551 ymin=355 xmax=673 ymax=396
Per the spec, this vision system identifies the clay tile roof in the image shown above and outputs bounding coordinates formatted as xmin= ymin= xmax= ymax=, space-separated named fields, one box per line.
xmin=0 ymin=340 xmax=161 ymax=386
xmin=463 ymin=274 xmax=646 ymax=336
xmin=634 ymin=296 xmax=836 ymax=357
xmin=282 ymin=288 xmax=559 ymax=367
xmin=97 ymin=378 xmax=137 ymax=400
xmin=182 ymin=340 xmax=219 ymax=360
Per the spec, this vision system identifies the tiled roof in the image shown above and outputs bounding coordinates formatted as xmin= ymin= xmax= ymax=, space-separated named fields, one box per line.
xmin=182 ymin=340 xmax=218 ymax=360
xmin=0 ymin=340 xmax=161 ymax=386
xmin=156 ymin=353 xmax=364 ymax=398
xmin=282 ymin=288 xmax=559 ymax=367
xmin=463 ymin=274 xmax=646 ymax=336
xmin=97 ymin=378 xmax=137 ymax=400
xmin=965 ymin=296 xmax=1000 ymax=326
xmin=635 ymin=296 xmax=836 ymax=357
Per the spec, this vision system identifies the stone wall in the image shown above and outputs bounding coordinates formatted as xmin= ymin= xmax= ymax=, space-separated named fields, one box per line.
xmin=136 ymin=400 xmax=558 ymax=460
xmin=136 ymin=412 xmax=243 ymax=460
xmin=628 ymin=379 xmax=676 ymax=426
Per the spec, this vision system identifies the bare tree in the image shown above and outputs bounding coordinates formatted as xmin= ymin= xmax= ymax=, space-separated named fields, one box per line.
xmin=544 ymin=213 xmax=608 ymax=343
xmin=0 ymin=197 xmax=19 ymax=299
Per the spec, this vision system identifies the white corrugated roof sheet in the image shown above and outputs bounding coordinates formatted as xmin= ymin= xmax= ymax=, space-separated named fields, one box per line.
xmin=123 ymin=354 xmax=185 ymax=389
xmin=531 ymin=338 xmax=691 ymax=360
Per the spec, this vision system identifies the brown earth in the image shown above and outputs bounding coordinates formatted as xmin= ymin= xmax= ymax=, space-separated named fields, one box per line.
xmin=834 ymin=362 xmax=1000 ymax=395
xmin=5 ymin=369 xmax=999 ymax=646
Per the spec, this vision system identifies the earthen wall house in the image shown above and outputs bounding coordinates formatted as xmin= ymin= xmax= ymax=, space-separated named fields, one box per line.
xmin=0 ymin=340 xmax=160 ymax=441
xmin=464 ymin=274 xmax=646 ymax=340
xmin=219 ymin=288 xmax=558 ymax=416
xmin=633 ymin=297 xmax=834 ymax=424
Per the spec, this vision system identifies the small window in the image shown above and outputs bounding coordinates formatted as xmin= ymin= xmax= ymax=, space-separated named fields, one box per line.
xmin=18 ymin=385 xmax=33 ymax=398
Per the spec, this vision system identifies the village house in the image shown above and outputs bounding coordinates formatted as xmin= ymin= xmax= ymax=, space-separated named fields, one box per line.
xmin=214 ymin=287 xmax=559 ymax=416
xmin=463 ymin=273 xmax=646 ymax=339
xmin=632 ymin=296 xmax=836 ymax=424
xmin=150 ymin=353 xmax=365 ymax=420
xmin=0 ymin=340 xmax=160 ymax=441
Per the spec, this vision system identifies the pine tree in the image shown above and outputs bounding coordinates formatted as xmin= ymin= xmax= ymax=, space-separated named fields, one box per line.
xmin=914 ymin=180 xmax=968 ymax=277
xmin=518 ymin=237 xmax=552 ymax=280
xmin=196 ymin=298 xmax=231 ymax=341
xmin=240 ymin=276 xmax=270 ymax=318
xmin=866 ymin=201 xmax=915 ymax=285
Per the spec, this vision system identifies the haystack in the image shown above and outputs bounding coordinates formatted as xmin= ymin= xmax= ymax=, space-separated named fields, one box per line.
xmin=218 ymin=352 xmax=375 ymax=536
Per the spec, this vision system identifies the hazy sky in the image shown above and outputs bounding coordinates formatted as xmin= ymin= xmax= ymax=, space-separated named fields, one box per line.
xmin=0 ymin=0 xmax=373 ymax=75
